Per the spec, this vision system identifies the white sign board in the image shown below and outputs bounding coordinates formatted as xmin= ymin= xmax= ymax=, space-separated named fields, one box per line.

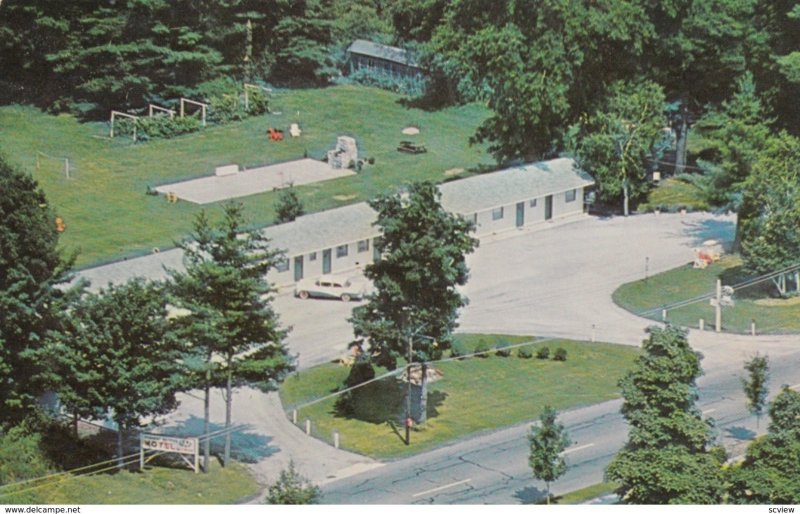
xmin=140 ymin=434 xmax=200 ymax=473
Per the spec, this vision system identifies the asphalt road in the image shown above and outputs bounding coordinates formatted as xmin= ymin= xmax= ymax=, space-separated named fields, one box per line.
xmin=321 ymin=357 xmax=800 ymax=504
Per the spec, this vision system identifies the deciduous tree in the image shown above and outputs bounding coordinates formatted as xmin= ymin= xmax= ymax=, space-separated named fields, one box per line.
xmin=738 ymin=133 xmax=800 ymax=296
xmin=606 ymin=325 xmax=725 ymax=504
xmin=528 ymin=405 xmax=570 ymax=504
xmin=742 ymin=353 xmax=770 ymax=427
xmin=351 ymin=182 xmax=477 ymax=425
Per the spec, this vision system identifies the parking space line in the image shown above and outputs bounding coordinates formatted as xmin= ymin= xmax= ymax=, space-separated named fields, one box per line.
xmin=412 ymin=479 xmax=472 ymax=498
xmin=563 ymin=443 xmax=595 ymax=455
xmin=702 ymin=408 xmax=716 ymax=414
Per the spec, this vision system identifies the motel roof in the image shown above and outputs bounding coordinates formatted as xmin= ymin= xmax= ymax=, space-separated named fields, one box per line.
xmin=439 ymin=157 xmax=595 ymax=214
xmin=262 ymin=202 xmax=379 ymax=256
xmin=263 ymin=158 xmax=594 ymax=257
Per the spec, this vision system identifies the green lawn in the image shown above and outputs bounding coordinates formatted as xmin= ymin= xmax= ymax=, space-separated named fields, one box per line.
xmin=1 ymin=461 xmax=258 ymax=504
xmin=0 ymin=85 xmax=492 ymax=268
xmin=613 ymin=256 xmax=800 ymax=334
xmin=280 ymin=334 xmax=639 ymax=460
xmin=638 ymin=177 xmax=709 ymax=212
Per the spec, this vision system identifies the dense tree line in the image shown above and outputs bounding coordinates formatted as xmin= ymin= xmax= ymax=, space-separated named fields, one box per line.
xmin=0 ymin=154 xmax=293 ymax=471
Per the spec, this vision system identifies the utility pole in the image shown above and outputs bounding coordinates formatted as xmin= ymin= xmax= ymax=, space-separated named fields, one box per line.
xmin=715 ymin=279 xmax=722 ymax=333
xmin=405 ymin=333 xmax=412 ymax=446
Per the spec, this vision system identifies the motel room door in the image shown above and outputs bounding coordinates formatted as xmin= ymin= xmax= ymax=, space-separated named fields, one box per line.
xmin=544 ymin=195 xmax=553 ymax=220
xmin=516 ymin=202 xmax=525 ymax=227
xmin=294 ymin=256 xmax=304 ymax=282
xmin=322 ymin=249 xmax=332 ymax=274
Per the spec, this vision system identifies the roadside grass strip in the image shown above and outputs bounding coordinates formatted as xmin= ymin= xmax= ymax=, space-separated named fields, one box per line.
xmin=280 ymin=335 xmax=639 ymax=460
xmin=1 ymin=460 xmax=258 ymax=504
xmin=613 ymin=255 xmax=800 ymax=334
xmin=0 ymin=86 xmax=491 ymax=268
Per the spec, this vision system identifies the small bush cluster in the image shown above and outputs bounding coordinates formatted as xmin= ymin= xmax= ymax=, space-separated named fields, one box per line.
xmin=473 ymin=340 xmax=491 ymax=358
xmin=450 ymin=340 xmax=468 ymax=359
xmin=495 ymin=341 xmax=512 ymax=357
xmin=536 ymin=346 xmax=550 ymax=359
xmin=517 ymin=347 xmax=533 ymax=359
xmin=343 ymin=68 xmax=428 ymax=97
xmin=553 ymin=348 xmax=568 ymax=361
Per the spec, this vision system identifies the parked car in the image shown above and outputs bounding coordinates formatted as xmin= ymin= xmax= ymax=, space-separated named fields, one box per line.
xmin=294 ymin=276 xmax=366 ymax=302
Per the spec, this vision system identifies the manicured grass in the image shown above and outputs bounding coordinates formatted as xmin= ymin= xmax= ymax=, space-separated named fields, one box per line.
xmin=554 ymin=482 xmax=618 ymax=505
xmin=2 ymin=461 xmax=258 ymax=504
xmin=638 ymin=177 xmax=709 ymax=212
xmin=0 ymin=86 xmax=492 ymax=268
xmin=280 ymin=334 xmax=639 ymax=460
xmin=613 ymin=256 xmax=800 ymax=334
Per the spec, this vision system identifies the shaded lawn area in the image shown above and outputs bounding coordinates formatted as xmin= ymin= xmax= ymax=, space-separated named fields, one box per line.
xmin=638 ymin=177 xmax=709 ymax=212
xmin=2 ymin=461 xmax=258 ymax=505
xmin=0 ymin=85 xmax=492 ymax=268
xmin=613 ymin=255 xmax=800 ymax=334
xmin=280 ymin=335 xmax=639 ymax=460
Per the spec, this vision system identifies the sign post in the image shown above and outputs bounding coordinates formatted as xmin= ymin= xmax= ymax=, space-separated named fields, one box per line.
xmin=140 ymin=434 xmax=201 ymax=473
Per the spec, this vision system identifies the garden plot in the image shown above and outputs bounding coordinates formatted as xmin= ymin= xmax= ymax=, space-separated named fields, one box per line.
xmin=155 ymin=158 xmax=355 ymax=204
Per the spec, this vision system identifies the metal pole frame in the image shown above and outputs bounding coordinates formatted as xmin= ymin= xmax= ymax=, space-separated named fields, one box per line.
xmin=148 ymin=104 xmax=176 ymax=118
xmin=180 ymin=98 xmax=209 ymax=127
xmin=110 ymin=110 xmax=139 ymax=141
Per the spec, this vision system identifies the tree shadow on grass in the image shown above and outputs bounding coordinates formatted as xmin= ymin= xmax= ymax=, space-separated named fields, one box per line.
xmin=514 ymin=485 xmax=547 ymax=504
xmin=726 ymin=425 xmax=757 ymax=441
xmin=161 ymin=416 xmax=278 ymax=463
xmin=720 ymin=265 xmax=779 ymax=299
xmin=330 ymin=378 xmax=447 ymax=426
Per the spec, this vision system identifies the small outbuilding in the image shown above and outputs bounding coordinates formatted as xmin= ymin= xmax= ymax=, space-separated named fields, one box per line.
xmin=346 ymin=39 xmax=425 ymax=82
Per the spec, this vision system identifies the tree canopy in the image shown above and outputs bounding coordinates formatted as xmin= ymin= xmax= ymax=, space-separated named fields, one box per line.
xmin=0 ymin=155 xmax=71 ymax=423
xmin=169 ymin=202 xmax=295 ymax=467
xmin=351 ymin=181 xmax=477 ymax=423
xmin=606 ymin=325 xmax=725 ymax=504
xmin=528 ymin=405 xmax=570 ymax=503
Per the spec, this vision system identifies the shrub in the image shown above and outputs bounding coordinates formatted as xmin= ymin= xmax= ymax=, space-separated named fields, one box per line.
xmin=517 ymin=347 xmax=533 ymax=359
xmin=535 ymin=346 xmax=550 ymax=360
xmin=136 ymin=115 xmax=201 ymax=140
xmin=266 ymin=461 xmax=320 ymax=504
xmin=450 ymin=340 xmax=468 ymax=359
xmin=495 ymin=341 xmax=512 ymax=357
xmin=474 ymin=340 xmax=491 ymax=358
xmin=553 ymin=348 xmax=568 ymax=361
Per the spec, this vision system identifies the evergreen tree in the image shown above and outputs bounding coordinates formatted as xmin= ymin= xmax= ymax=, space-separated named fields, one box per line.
xmin=528 ymin=405 xmax=570 ymax=504
xmin=606 ymin=325 xmax=725 ymax=504
xmin=169 ymin=202 xmax=295 ymax=470
xmin=44 ymin=279 xmax=181 ymax=466
xmin=0 ymin=155 xmax=71 ymax=423
xmin=351 ymin=182 xmax=478 ymax=425
xmin=265 ymin=461 xmax=321 ymax=504
xmin=275 ymin=185 xmax=305 ymax=224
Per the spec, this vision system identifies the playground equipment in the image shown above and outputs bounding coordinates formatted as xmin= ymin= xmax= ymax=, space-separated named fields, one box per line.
xmin=693 ymin=240 xmax=724 ymax=269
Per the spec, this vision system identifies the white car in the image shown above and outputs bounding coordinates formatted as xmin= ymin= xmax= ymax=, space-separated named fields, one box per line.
xmin=294 ymin=276 xmax=366 ymax=302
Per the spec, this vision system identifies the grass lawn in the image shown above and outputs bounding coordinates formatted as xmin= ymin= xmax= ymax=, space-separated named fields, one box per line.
xmin=2 ymin=461 xmax=258 ymax=504
xmin=0 ymin=85 xmax=492 ymax=268
xmin=613 ymin=255 xmax=800 ymax=334
xmin=552 ymin=482 xmax=618 ymax=505
xmin=638 ymin=177 xmax=709 ymax=212
xmin=280 ymin=334 xmax=639 ymax=460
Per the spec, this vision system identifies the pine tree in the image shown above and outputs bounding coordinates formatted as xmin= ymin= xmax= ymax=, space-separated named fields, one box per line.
xmin=169 ymin=202 xmax=295 ymax=470
xmin=742 ymin=353 xmax=770 ymax=428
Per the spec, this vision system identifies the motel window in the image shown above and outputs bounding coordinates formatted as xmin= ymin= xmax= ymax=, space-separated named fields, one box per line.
xmin=492 ymin=207 xmax=504 ymax=221
xmin=336 ymin=244 xmax=349 ymax=258
xmin=276 ymin=258 xmax=290 ymax=272
xmin=309 ymin=252 xmax=317 ymax=261
xmin=566 ymin=189 xmax=577 ymax=203
xmin=529 ymin=198 xmax=537 ymax=208
xmin=357 ymin=239 xmax=370 ymax=253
